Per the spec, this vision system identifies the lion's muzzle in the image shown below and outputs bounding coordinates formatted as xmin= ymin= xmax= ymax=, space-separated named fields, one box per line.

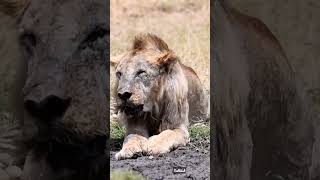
xmin=24 ymin=95 xmax=71 ymax=120
xmin=118 ymin=91 xmax=132 ymax=101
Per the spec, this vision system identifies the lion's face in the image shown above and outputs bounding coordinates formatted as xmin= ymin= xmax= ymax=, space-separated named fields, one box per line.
xmin=19 ymin=0 xmax=108 ymax=140
xmin=113 ymin=34 xmax=180 ymax=115
xmin=115 ymin=52 xmax=161 ymax=114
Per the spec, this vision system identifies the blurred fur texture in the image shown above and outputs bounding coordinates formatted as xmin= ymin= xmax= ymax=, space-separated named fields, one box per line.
xmin=212 ymin=0 xmax=317 ymax=180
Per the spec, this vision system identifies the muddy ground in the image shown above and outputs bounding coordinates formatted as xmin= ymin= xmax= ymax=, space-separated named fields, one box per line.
xmin=110 ymin=96 xmax=210 ymax=180
xmin=110 ymin=138 xmax=210 ymax=180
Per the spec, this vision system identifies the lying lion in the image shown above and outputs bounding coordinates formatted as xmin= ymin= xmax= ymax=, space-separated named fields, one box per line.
xmin=111 ymin=33 xmax=208 ymax=160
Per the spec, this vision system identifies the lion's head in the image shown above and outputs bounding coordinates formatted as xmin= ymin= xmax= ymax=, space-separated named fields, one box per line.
xmin=0 ymin=0 xmax=109 ymax=179
xmin=112 ymin=33 xmax=188 ymax=118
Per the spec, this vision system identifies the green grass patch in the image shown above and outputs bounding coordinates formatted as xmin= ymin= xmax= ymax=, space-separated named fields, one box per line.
xmin=111 ymin=170 xmax=144 ymax=180
xmin=189 ymin=123 xmax=210 ymax=141
xmin=110 ymin=121 xmax=210 ymax=141
xmin=110 ymin=121 xmax=126 ymax=139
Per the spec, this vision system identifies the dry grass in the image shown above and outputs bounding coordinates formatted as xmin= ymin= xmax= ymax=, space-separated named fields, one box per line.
xmin=110 ymin=0 xmax=210 ymax=93
xmin=111 ymin=169 xmax=145 ymax=180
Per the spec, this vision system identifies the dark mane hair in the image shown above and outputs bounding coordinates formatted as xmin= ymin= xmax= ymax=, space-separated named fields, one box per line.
xmin=0 ymin=0 xmax=29 ymax=17
xmin=132 ymin=33 xmax=170 ymax=53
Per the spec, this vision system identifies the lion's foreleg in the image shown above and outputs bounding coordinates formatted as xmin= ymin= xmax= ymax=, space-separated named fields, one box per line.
xmin=115 ymin=131 xmax=148 ymax=160
xmin=144 ymin=127 xmax=189 ymax=155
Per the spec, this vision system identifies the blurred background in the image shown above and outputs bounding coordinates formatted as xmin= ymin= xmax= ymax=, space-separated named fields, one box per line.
xmin=230 ymin=0 xmax=320 ymax=102
xmin=0 ymin=11 xmax=22 ymax=147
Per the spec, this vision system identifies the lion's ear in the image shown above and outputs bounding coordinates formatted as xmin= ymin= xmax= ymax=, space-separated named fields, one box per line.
xmin=110 ymin=58 xmax=119 ymax=67
xmin=110 ymin=54 xmax=123 ymax=67
xmin=157 ymin=51 xmax=178 ymax=69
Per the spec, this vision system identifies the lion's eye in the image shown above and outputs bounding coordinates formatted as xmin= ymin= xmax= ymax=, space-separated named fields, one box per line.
xmin=116 ymin=72 xmax=122 ymax=79
xmin=136 ymin=70 xmax=147 ymax=77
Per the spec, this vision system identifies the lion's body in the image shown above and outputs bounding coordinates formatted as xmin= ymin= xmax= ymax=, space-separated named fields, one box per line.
xmin=182 ymin=64 xmax=209 ymax=124
xmin=116 ymin=60 xmax=207 ymax=135
xmin=113 ymin=34 xmax=208 ymax=159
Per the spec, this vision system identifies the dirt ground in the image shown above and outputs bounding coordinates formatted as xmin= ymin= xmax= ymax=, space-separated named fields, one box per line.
xmin=110 ymin=138 xmax=210 ymax=180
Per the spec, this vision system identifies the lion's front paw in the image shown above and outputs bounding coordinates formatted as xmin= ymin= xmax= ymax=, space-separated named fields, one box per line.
xmin=144 ymin=135 xmax=171 ymax=156
xmin=115 ymin=143 xmax=143 ymax=160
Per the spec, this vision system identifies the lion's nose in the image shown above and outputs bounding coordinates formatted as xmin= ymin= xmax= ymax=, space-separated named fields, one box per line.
xmin=118 ymin=92 xmax=132 ymax=101
xmin=24 ymin=95 xmax=71 ymax=119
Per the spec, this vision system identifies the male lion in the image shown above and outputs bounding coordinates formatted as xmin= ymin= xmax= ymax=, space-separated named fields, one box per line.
xmin=112 ymin=33 xmax=208 ymax=160
xmin=0 ymin=0 xmax=109 ymax=179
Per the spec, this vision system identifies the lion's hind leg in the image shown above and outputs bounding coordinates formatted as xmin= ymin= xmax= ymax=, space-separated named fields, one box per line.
xmin=144 ymin=128 xmax=189 ymax=156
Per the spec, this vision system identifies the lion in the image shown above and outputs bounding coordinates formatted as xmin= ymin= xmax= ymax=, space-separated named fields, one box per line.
xmin=0 ymin=0 xmax=109 ymax=179
xmin=212 ymin=1 xmax=318 ymax=180
xmin=111 ymin=33 xmax=208 ymax=160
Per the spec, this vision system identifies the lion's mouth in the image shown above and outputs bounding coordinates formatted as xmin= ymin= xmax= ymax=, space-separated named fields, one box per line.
xmin=119 ymin=103 xmax=144 ymax=115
